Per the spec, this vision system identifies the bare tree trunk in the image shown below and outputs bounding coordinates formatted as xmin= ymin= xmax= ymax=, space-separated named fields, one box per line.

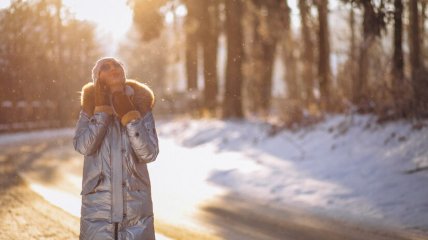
xmin=283 ymin=0 xmax=299 ymax=101
xmin=185 ymin=29 xmax=198 ymax=91
xmin=223 ymin=0 xmax=244 ymax=118
xmin=409 ymin=0 xmax=421 ymax=74
xmin=409 ymin=0 xmax=428 ymax=113
xmin=184 ymin=1 xmax=199 ymax=91
xmin=298 ymin=0 xmax=315 ymax=105
xmin=355 ymin=37 xmax=372 ymax=107
xmin=201 ymin=0 xmax=219 ymax=112
xmin=392 ymin=0 xmax=406 ymax=116
xmin=392 ymin=0 xmax=404 ymax=82
xmin=392 ymin=0 xmax=404 ymax=91
xmin=243 ymin=8 xmax=260 ymax=114
xmin=283 ymin=35 xmax=299 ymax=100
xmin=54 ymin=0 xmax=68 ymax=126
xmin=243 ymin=0 xmax=280 ymax=116
xmin=349 ymin=5 xmax=356 ymax=99
xmin=420 ymin=0 xmax=426 ymax=56
xmin=353 ymin=1 xmax=376 ymax=108
xmin=317 ymin=0 xmax=331 ymax=110
xmin=259 ymin=41 xmax=276 ymax=113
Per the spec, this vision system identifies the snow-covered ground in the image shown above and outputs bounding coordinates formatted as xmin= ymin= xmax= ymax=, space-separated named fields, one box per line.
xmin=0 ymin=128 xmax=73 ymax=145
xmin=155 ymin=114 xmax=428 ymax=232
xmin=1 ymin=114 xmax=427 ymax=235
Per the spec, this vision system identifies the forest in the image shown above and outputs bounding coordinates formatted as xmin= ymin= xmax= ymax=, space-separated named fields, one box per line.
xmin=1 ymin=0 xmax=428 ymax=130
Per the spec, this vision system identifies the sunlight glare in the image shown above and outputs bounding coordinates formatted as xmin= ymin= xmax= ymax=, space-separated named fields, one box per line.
xmin=175 ymin=4 xmax=187 ymax=17
xmin=165 ymin=11 xmax=174 ymax=24
xmin=30 ymin=183 xmax=81 ymax=217
xmin=63 ymin=0 xmax=132 ymax=41
xmin=165 ymin=4 xmax=187 ymax=24
xmin=0 ymin=0 xmax=11 ymax=9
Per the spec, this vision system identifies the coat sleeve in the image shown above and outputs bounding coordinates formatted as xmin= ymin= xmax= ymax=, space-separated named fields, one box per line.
xmin=73 ymin=110 xmax=112 ymax=156
xmin=125 ymin=111 xmax=159 ymax=163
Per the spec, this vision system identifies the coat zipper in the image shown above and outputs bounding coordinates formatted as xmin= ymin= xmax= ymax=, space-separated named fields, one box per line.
xmin=111 ymin=118 xmax=124 ymax=222
xmin=120 ymin=122 xmax=127 ymax=219
xmin=114 ymin=222 xmax=118 ymax=240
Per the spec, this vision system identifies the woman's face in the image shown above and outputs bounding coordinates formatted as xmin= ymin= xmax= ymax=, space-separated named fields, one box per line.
xmin=98 ymin=60 xmax=125 ymax=87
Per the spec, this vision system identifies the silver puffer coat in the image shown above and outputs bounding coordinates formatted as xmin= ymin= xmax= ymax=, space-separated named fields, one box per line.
xmin=73 ymin=80 xmax=159 ymax=240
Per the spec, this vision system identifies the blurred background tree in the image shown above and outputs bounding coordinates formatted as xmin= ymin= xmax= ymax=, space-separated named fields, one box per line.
xmin=129 ymin=0 xmax=428 ymax=122
xmin=0 ymin=0 xmax=101 ymax=129
xmin=1 ymin=0 xmax=428 ymax=132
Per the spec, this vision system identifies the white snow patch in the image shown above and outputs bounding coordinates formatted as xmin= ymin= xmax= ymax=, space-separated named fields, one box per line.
xmin=156 ymin=115 xmax=428 ymax=231
xmin=0 ymin=128 xmax=74 ymax=145
xmin=2 ymin=114 xmax=427 ymax=234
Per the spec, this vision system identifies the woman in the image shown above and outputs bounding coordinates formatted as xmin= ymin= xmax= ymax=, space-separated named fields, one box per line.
xmin=73 ymin=57 xmax=159 ymax=240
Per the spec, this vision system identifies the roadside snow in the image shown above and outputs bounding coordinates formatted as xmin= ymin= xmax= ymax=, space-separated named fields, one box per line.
xmin=155 ymin=114 xmax=428 ymax=232
xmin=1 ymin=114 xmax=427 ymax=233
xmin=0 ymin=128 xmax=74 ymax=145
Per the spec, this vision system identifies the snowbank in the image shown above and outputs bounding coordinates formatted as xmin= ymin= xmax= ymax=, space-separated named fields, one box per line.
xmin=157 ymin=114 xmax=428 ymax=232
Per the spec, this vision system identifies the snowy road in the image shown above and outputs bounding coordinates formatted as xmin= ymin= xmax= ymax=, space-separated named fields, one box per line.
xmin=1 ymin=115 xmax=428 ymax=239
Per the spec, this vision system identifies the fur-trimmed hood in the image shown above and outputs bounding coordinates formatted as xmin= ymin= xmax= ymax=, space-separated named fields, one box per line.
xmin=80 ymin=79 xmax=155 ymax=117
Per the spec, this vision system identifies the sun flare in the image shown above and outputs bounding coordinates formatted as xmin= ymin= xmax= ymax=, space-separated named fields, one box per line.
xmin=63 ymin=0 xmax=132 ymax=42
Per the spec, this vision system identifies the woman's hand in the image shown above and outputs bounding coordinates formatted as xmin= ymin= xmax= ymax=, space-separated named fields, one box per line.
xmin=111 ymin=91 xmax=136 ymax=119
xmin=108 ymin=83 xmax=124 ymax=94
xmin=111 ymin=91 xmax=142 ymax=126
xmin=95 ymin=79 xmax=110 ymax=106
